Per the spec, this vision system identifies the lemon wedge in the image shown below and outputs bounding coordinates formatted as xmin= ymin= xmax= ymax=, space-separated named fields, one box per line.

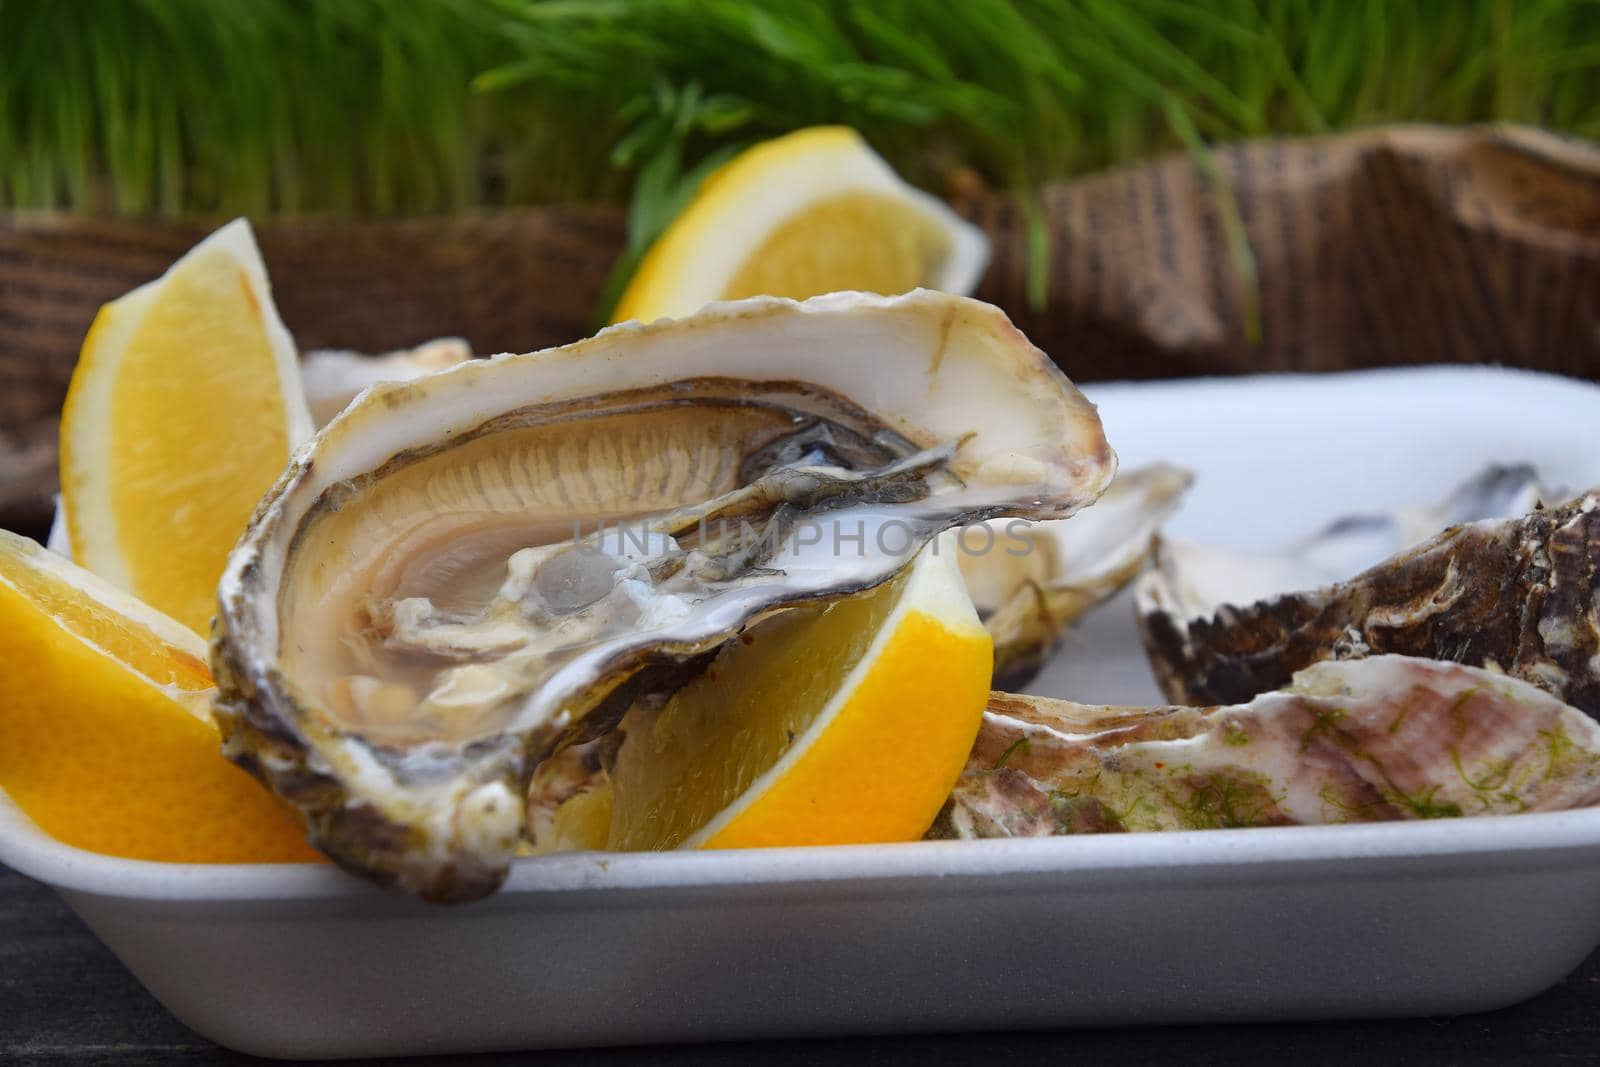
xmin=608 ymin=537 xmax=993 ymax=851
xmin=0 ymin=531 xmax=319 ymax=863
xmin=612 ymin=126 xmax=988 ymax=324
xmin=60 ymin=219 xmax=312 ymax=635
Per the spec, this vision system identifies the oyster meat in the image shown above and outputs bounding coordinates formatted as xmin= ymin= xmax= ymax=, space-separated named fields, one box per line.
xmin=936 ymin=655 xmax=1600 ymax=839
xmin=1136 ymin=467 xmax=1600 ymax=713
xmin=958 ymin=463 xmax=1190 ymax=690
xmin=212 ymin=290 xmax=1115 ymax=900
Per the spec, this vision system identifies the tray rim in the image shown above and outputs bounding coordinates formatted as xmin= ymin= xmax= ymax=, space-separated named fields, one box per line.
xmin=9 ymin=789 xmax=1600 ymax=905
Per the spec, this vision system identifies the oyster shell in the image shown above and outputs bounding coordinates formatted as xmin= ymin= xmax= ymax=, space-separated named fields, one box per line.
xmin=300 ymin=338 xmax=473 ymax=427
xmin=1135 ymin=468 xmax=1600 ymax=713
xmin=212 ymin=290 xmax=1114 ymax=901
xmin=524 ymin=735 xmax=616 ymax=854
xmin=1140 ymin=464 xmax=1551 ymax=624
xmin=958 ymin=463 xmax=1191 ymax=690
xmin=936 ymin=656 xmax=1600 ymax=839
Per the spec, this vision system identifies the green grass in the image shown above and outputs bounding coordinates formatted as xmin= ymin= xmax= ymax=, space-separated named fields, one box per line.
xmin=4 ymin=0 xmax=1599 ymax=220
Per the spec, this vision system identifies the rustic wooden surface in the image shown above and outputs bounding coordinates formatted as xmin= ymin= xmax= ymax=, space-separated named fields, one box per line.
xmin=5 ymin=124 xmax=1600 ymax=530
xmin=6 ymin=861 xmax=1600 ymax=1066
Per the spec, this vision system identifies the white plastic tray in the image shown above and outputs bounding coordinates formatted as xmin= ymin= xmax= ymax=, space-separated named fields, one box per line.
xmin=5 ymin=366 xmax=1600 ymax=1060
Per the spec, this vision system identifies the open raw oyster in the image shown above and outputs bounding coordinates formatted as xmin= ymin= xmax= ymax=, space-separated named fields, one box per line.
xmin=1135 ymin=467 xmax=1600 ymax=713
xmin=936 ymin=656 xmax=1600 ymax=839
xmin=958 ymin=463 xmax=1190 ymax=690
xmin=211 ymin=290 xmax=1114 ymax=901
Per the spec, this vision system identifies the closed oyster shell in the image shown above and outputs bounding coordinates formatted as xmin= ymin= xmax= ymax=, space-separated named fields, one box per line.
xmin=1136 ymin=470 xmax=1600 ymax=715
xmin=936 ymin=656 xmax=1600 ymax=839
xmin=212 ymin=290 xmax=1114 ymax=901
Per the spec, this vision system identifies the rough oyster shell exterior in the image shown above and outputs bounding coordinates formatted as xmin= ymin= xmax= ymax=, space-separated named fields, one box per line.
xmin=1137 ymin=482 xmax=1597 ymax=716
xmin=936 ymin=655 xmax=1600 ymax=839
